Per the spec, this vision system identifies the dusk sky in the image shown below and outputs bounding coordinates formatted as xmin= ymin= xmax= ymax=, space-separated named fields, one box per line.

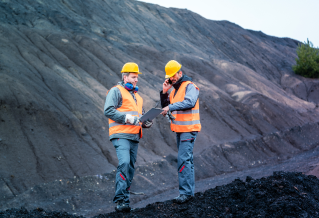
xmin=137 ymin=0 xmax=319 ymax=47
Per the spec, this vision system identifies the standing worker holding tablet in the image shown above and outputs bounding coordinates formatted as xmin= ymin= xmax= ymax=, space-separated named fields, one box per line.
xmin=104 ymin=62 xmax=153 ymax=212
xmin=160 ymin=60 xmax=201 ymax=204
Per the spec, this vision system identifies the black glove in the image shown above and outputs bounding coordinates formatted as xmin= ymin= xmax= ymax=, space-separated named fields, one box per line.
xmin=142 ymin=119 xmax=153 ymax=128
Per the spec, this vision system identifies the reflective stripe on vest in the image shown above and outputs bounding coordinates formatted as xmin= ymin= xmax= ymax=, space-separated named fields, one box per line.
xmin=172 ymin=109 xmax=200 ymax=115
xmin=169 ymin=81 xmax=201 ymax=132
xmin=108 ymin=85 xmax=143 ymax=138
xmin=109 ymin=111 xmax=142 ymax=128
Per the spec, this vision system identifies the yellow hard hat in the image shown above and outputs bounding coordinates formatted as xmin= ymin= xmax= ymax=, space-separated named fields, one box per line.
xmin=165 ymin=60 xmax=181 ymax=78
xmin=121 ymin=62 xmax=142 ymax=74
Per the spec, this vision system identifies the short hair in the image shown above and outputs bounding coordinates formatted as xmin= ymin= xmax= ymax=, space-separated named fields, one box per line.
xmin=122 ymin=72 xmax=130 ymax=81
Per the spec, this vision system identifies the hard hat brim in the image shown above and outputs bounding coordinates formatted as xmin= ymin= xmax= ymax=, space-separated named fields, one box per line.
xmin=165 ymin=69 xmax=180 ymax=78
xmin=165 ymin=74 xmax=172 ymax=79
xmin=121 ymin=71 xmax=142 ymax=74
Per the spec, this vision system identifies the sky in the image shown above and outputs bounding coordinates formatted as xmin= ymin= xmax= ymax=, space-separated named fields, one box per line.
xmin=137 ymin=0 xmax=319 ymax=47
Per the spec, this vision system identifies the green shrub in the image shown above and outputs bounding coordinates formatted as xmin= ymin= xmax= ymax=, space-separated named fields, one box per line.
xmin=292 ymin=39 xmax=319 ymax=78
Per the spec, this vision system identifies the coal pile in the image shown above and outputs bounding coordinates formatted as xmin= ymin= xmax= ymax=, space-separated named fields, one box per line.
xmin=99 ymin=171 xmax=319 ymax=218
xmin=1 ymin=171 xmax=319 ymax=218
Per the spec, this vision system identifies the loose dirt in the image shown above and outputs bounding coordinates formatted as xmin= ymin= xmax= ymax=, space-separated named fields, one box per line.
xmin=1 ymin=171 xmax=319 ymax=218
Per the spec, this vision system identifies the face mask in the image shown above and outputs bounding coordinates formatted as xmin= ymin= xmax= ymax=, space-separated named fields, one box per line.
xmin=125 ymin=83 xmax=138 ymax=93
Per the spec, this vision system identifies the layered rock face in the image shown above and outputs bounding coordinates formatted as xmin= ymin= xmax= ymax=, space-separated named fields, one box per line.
xmin=1 ymin=0 xmax=319 ymax=213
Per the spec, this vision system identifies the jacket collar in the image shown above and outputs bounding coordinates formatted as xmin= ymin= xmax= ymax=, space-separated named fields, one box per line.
xmin=172 ymin=75 xmax=193 ymax=91
xmin=119 ymin=81 xmax=125 ymax=87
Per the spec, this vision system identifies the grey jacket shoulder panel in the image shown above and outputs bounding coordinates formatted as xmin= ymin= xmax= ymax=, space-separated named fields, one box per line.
xmin=104 ymin=85 xmax=126 ymax=124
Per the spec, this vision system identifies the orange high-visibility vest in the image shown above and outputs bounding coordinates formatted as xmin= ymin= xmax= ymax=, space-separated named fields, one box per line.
xmin=169 ymin=81 xmax=201 ymax=132
xmin=108 ymin=85 xmax=143 ymax=138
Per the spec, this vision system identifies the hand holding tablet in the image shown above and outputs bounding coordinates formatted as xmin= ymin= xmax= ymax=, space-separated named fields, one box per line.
xmin=139 ymin=108 xmax=163 ymax=122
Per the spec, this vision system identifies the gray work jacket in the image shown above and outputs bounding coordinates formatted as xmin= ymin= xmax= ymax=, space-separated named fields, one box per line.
xmin=104 ymin=81 xmax=144 ymax=142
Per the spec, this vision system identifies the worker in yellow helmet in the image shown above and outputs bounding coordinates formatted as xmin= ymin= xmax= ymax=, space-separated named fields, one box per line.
xmin=160 ymin=60 xmax=201 ymax=204
xmin=104 ymin=62 xmax=153 ymax=212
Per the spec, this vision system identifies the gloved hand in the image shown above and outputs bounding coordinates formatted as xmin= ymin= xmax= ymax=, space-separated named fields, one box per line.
xmin=125 ymin=114 xmax=139 ymax=125
xmin=142 ymin=120 xmax=153 ymax=128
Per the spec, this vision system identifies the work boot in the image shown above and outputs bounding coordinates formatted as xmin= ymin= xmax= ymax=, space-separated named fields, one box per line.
xmin=173 ymin=194 xmax=193 ymax=204
xmin=115 ymin=200 xmax=131 ymax=212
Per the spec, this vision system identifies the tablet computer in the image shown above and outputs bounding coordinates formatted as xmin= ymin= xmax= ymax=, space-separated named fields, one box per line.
xmin=139 ymin=108 xmax=163 ymax=122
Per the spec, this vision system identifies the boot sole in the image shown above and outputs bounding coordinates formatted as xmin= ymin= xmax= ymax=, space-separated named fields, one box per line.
xmin=173 ymin=196 xmax=193 ymax=204
xmin=115 ymin=206 xmax=131 ymax=212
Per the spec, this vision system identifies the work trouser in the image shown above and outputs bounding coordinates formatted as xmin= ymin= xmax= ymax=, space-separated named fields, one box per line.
xmin=111 ymin=138 xmax=139 ymax=205
xmin=176 ymin=131 xmax=198 ymax=196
